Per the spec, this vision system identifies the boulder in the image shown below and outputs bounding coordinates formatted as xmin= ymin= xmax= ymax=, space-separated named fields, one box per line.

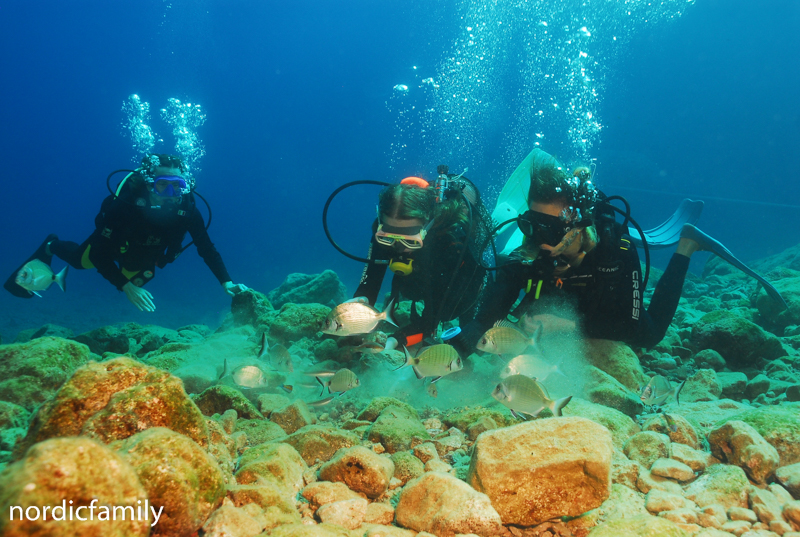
xmin=650 ymin=458 xmax=695 ymax=482
xmin=670 ymin=442 xmax=716 ymax=473
xmin=111 ymin=428 xmax=226 ymax=537
xmin=270 ymin=400 xmax=316 ymax=434
xmin=199 ymin=502 xmax=265 ymax=537
xmin=358 ymin=397 xmax=420 ymax=422
xmin=562 ymin=397 xmax=642 ymax=450
xmin=390 ymin=451 xmax=425 ymax=485
xmin=281 ymin=425 xmax=360 ymax=465
xmin=267 ymin=270 xmax=348 ymax=309
xmin=670 ymin=399 xmax=753 ymax=437
xmin=269 ymin=303 xmax=332 ymax=345
xmin=235 ymin=443 xmax=308 ymax=504
xmin=623 ymin=431 xmax=671 ymax=470
xmin=468 ymin=417 xmax=613 ymax=526
xmin=642 ymin=412 xmax=700 ymax=450
xmin=681 ymin=369 xmax=722 ymax=402
xmin=583 ymin=339 xmax=648 ymax=390
xmin=717 ymin=372 xmax=748 ymax=400
xmin=395 ymin=472 xmax=503 ymax=537
xmin=707 ymin=420 xmax=780 ymax=484
xmin=584 ymin=366 xmax=644 ymax=417
xmin=684 ymin=464 xmax=750 ymax=509
xmin=749 ymin=488 xmax=787 ymax=528
xmin=316 ymin=498 xmax=369 ymax=530
xmin=226 ymin=483 xmax=300 ymax=529
xmin=755 ymin=271 xmax=800 ymax=331
xmin=0 ymin=336 xmax=92 ymax=410
xmin=0 ymin=401 xmax=30 ymax=430
xmin=235 ymin=418 xmax=287 ymax=446
xmin=691 ymin=310 xmax=786 ymax=367
xmin=645 ymin=489 xmax=697 ymax=513
xmin=731 ymin=403 xmax=800 ymax=466
xmin=193 ymin=385 xmax=264 ymax=420
xmin=318 ymin=446 xmax=395 ymax=499
xmin=367 ymin=405 xmax=430 ymax=454
xmin=14 ymin=357 xmax=209 ymax=459
xmin=775 ymin=463 xmax=800 ymax=498
xmin=258 ymin=393 xmax=291 ymax=416
xmin=301 ymin=481 xmax=365 ymax=508
xmin=230 ymin=289 xmax=275 ymax=329
xmin=0 ymin=437 xmax=149 ymax=537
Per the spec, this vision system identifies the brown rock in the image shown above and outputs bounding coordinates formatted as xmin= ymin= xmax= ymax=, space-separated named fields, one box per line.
xmin=708 ymin=420 xmax=780 ymax=484
xmin=318 ymin=446 xmax=395 ymax=499
xmin=316 ymin=498 xmax=368 ymax=530
xmin=636 ymin=468 xmax=684 ymax=495
xmin=670 ymin=442 xmax=716 ymax=473
xmin=623 ymin=431 xmax=671 ymax=469
xmin=467 ymin=417 xmax=613 ymax=526
xmin=395 ymin=472 xmax=502 ymax=537
xmin=728 ymin=506 xmax=759 ymax=522
xmin=650 ymin=458 xmax=696 ymax=482
xmin=365 ymin=502 xmax=395 ymax=525
xmin=226 ymin=483 xmax=300 ymax=529
xmin=784 ymin=500 xmax=800 ymax=527
xmin=612 ymin=451 xmax=642 ymax=490
xmin=270 ymin=400 xmax=316 ymax=434
xmin=301 ymin=481 xmax=365 ymax=508
xmin=111 ymin=427 xmax=226 ymax=537
xmin=643 ymin=412 xmax=700 ymax=449
xmin=268 ymin=522 xmax=357 ymax=536
xmin=0 ymin=437 xmax=149 ymax=537
xmin=281 ymin=425 xmax=360 ymax=465
xmin=412 ymin=442 xmax=439 ymax=463
xmin=585 ymin=514 xmax=692 ymax=536
xmin=200 ymin=503 xmax=264 ymax=537
xmin=684 ymin=464 xmax=750 ymax=509
xmin=721 ymin=519 xmax=752 ymax=534
xmin=645 ymin=489 xmax=697 ymax=513
xmin=776 ymin=463 xmax=800 ymax=498
xmin=15 ymin=357 xmax=209 ymax=458
xmin=467 ymin=416 xmax=498 ymax=441
xmin=235 ymin=442 xmax=308 ymax=503
xmin=749 ymin=488 xmax=788 ymax=527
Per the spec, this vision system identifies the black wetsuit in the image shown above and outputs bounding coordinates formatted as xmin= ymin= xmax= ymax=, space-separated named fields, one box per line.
xmin=355 ymin=221 xmax=485 ymax=346
xmin=49 ymin=182 xmax=230 ymax=290
xmin=459 ymin=224 xmax=690 ymax=350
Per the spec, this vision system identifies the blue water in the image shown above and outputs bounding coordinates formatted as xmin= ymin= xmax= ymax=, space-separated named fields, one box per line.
xmin=1 ymin=0 xmax=798 ymax=342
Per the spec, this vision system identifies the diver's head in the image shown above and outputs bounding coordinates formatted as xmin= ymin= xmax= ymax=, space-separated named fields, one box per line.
xmin=375 ymin=181 xmax=436 ymax=251
xmin=141 ymin=154 xmax=191 ymax=202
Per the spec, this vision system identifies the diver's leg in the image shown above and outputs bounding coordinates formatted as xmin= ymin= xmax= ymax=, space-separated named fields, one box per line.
xmin=48 ymin=239 xmax=91 ymax=270
xmin=643 ymin=253 xmax=690 ymax=344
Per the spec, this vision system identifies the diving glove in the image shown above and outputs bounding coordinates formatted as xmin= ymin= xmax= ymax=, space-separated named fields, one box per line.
xmin=223 ymin=282 xmax=249 ymax=296
xmin=123 ymin=281 xmax=155 ymax=312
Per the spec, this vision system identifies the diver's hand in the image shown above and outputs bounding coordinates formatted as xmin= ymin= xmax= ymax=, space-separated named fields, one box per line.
xmin=346 ymin=296 xmax=369 ymax=304
xmin=223 ymin=281 xmax=249 ymax=296
xmin=123 ymin=282 xmax=155 ymax=312
xmin=384 ymin=337 xmax=399 ymax=352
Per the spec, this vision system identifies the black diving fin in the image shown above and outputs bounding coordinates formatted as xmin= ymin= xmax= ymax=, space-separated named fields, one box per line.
xmin=681 ymin=224 xmax=788 ymax=310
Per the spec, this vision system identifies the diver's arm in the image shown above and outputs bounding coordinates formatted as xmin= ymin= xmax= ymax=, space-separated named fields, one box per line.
xmin=187 ymin=208 xmax=232 ymax=284
xmin=354 ymin=238 xmax=388 ymax=306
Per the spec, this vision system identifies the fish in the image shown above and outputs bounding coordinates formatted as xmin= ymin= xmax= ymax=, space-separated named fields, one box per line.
xmin=220 ymin=358 xmax=272 ymax=389
xmin=257 ymin=334 xmax=294 ymax=373
xmin=317 ymin=368 xmax=360 ymax=396
xmin=321 ymin=298 xmax=397 ymax=336
xmin=491 ymin=374 xmax=572 ymax=419
xmin=500 ymin=354 xmax=565 ymax=381
xmin=302 ymin=368 xmax=337 ymax=378
xmin=663 ymin=413 xmax=678 ymax=433
xmin=309 ymin=396 xmax=335 ymax=406
xmin=639 ymin=375 xmax=686 ymax=406
xmin=397 ymin=344 xmax=463 ymax=382
xmin=477 ymin=321 xmax=541 ymax=356
xmin=427 ymin=382 xmax=438 ymax=398
xmin=15 ymin=260 xmax=68 ymax=296
xmin=353 ymin=341 xmax=385 ymax=354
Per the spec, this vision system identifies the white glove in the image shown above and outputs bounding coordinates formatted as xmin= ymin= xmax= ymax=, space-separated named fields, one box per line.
xmin=384 ymin=337 xmax=399 ymax=352
xmin=346 ymin=296 xmax=370 ymax=304
xmin=223 ymin=281 xmax=249 ymax=296
xmin=123 ymin=282 xmax=155 ymax=312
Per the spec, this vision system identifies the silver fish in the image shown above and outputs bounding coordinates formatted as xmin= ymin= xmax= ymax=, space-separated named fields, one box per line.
xmin=500 ymin=354 xmax=564 ymax=381
xmin=639 ymin=375 xmax=685 ymax=406
xmin=398 ymin=344 xmax=462 ymax=382
xmin=477 ymin=321 xmax=541 ymax=356
xmin=427 ymin=382 xmax=438 ymax=398
xmin=15 ymin=260 xmax=68 ymax=296
xmin=353 ymin=341 xmax=385 ymax=354
xmin=317 ymin=368 xmax=360 ymax=395
xmin=257 ymin=334 xmax=294 ymax=373
xmin=321 ymin=299 xmax=397 ymax=336
xmin=492 ymin=374 xmax=572 ymax=419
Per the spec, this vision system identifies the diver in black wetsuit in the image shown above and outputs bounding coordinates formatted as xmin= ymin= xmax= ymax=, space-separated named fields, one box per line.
xmin=4 ymin=154 xmax=248 ymax=311
xmin=455 ymin=149 xmax=786 ymax=352
xmin=353 ymin=177 xmax=487 ymax=349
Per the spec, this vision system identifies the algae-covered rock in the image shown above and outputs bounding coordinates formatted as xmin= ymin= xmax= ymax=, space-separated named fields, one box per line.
xmin=268 ymin=522 xmax=356 ymax=537
xmin=14 ymin=357 xmax=209 ymax=458
xmin=267 ymin=270 xmax=348 ymax=309
xmin=683 ymin=463 xmax=750 ymax=509
xmin=270 ymin=400 xmax=316 ymax=434
xmin=729 ymin=403 xmax=800 ymax=466
xmin=0 ymin=336 xmax=92 ymax=410
xmin=390 ymin=451 xmax=425 ymax=485
xmin=707 ymin=420 xmax=780 ymax=484
xmin=193 ymin=385 xmax=264 ymax=419
xmin=281 ymin=425 xmax=360 ymax=465
xmin=584 ymin=339 xmax=648 ymax=390
xmin=319 ymin=446 xmax=395 ymax=499
xmin=226 ymin=483 xmax=301 ymax=528
xmin=441 ymin=406 xmax=512 ymax=431
xmin=691 ymin=310 xmax=786 ymax=367
xmin=111 ymin=428 xmax=225 ymax=537
xmin=0 ymin=437 xmax=149 ymax=537
xmin=269 ymin=303 xmax=332 ymax=344
xmin=235 ymin=442 xmax=308 ymax=503
xmin=562 ymin=397 xmax=641 ymax=450
xmin=358 ymin=397 xmax=420 ymax=422
xmin=0 ymin=401 xmax=30 ymax=430
xmin=681 ymin=368 xmax=722 ymax=402
xmin=585 ymin=366 xmax=644 ymax=417
xmin=367 ymin=405 xmax=430 ymax=454
xmin=755 ymin=271 xmax=800 ymax=330
xmin=235 ymin=418 xmax=287 ymax=446
xmin=230 ymin=288 xmax=275 ymax=329
xmin=623 ymin=431 xmax=670 ymax=470
xmin=642 ymin=412 xmax=700 ymax=450
xmin=587 ymin=514 xmax=690 ymax=536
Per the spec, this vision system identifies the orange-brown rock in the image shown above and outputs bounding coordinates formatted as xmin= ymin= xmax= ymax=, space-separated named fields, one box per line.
xmin=111 ymin=427 xmax=226 ymax=537
xmin=0 ymin=437 xmax=149 ymax=537
xmin=467 ymin=417 xmax=613 ymax=526
xmin=318 ymin=446 xmax=395 ymax=499
xmin=234 ymin=442 xmax=307 ymax=503
xmin=14 ymin=357 xmax=209 ymax=458
xmin=301 ymin=481 xmax=365 ymax=508
xmin=395 ymin=471 xmax=503 ymax=537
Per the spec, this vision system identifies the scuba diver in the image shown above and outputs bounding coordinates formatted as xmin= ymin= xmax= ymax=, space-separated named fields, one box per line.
xmin=4 ymin=153 xmax=248 ymax=311
xmin=454 ymin=147 xmax=788 ymax=352
xmin=324 ymin=168 xmax=492 ymax=350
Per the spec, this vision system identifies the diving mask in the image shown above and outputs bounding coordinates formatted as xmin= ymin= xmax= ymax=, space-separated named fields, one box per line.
xmin=375 ymin=219 xmax=434 ymax=250
xmin=152 ymin=175 xmax=188 ymax=198
xmin=517 ymin=209 xmax=576 ymax=246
